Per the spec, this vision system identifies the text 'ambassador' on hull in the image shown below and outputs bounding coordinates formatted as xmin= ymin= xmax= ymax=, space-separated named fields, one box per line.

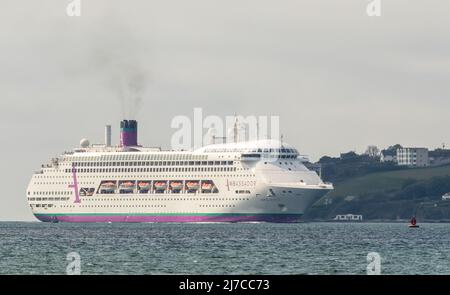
xmin=27 ymin=119 xmax=333 ymax=223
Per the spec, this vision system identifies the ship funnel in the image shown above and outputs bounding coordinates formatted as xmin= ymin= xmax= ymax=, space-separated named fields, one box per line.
xmin=105 ymin=125 xmax=111 ymax=147
xmin=120 ymin=120 xmax=138 ymax=147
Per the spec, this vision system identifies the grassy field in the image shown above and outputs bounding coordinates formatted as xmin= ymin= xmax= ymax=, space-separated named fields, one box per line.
xmin=306 ymin=164 xmax=450 ymax=220
xmin=329 ymin=164 xmax=450 ymax=197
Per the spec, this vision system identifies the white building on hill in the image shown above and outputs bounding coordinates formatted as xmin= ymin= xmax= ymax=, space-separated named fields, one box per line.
xmin=397 ymin=148 xmax=429 ymax=167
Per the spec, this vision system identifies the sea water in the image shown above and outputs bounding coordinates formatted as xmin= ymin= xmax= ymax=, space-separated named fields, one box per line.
xmin=0 ymin=222 xmax=449 ymax=275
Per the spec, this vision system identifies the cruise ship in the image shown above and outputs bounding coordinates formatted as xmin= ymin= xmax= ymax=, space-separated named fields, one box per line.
xmin=27 ymin=120 xmax=333 ymax=223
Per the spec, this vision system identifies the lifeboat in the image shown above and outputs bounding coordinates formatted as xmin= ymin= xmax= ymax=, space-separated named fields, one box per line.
xmin=100 ymin=182 xmax=116 ymax=192
xmin=170 ymin=182 xmax=183 ymax=190
xmin=202 ymin=182 xmax=213 ymax=191
xmin=138 ymin=182 xmax=151 ymax=190
xmin=186 ymin=181 xmax=200 ymax=190
xmin=101 ymin=181 xmax=116 ymax=188
xmin=120 ymin=181 xmax=135 ymax=190
xmin=154 ymin=181 xmax=168 ymax=190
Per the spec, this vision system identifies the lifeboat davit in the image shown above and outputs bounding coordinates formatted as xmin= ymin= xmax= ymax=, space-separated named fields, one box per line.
xmin=154 ymin=181 xmax=167 ymax=190
xmin=186 ymin=181 xmax=200 ymax=190
xmin=170 ymin=182 xmax=183 ymax=190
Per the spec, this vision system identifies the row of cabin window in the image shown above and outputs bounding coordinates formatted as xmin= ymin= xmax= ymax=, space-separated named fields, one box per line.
xmin=69 ymin=154 xmax=208 ymax=162
xmin=28 ymin=197 xmax=70 ymax=200
xmin=205 ymin=148 xmax=298 ymax=153
xmin=30 ymin=197 xmax=250 ymax=203
xmin=199 ymin=204 xmax=235 ymax=207
xmin=32 ymin=191 xmax=70 ymax=196
xmin=55 ymin=205 xmax=187 ymax=208
xmin=32 ymin=197 xmax=250 ymax=202
xmin=66 ymin=167 xmax=238 ymax=173
xmin=72 ymin=160 xmax=234 ymax=167
xmin=32 ymin=204 xmax=166 ymax=208
xmin=99 ymin=190 xmax=220 ymax=195
xmin=33 ymin=173 xmax=255 ymax=184
xmin=33 ymin=204 xmax=53 ymax=208
xmin=34 ymin=204 xmax=241 ymax=208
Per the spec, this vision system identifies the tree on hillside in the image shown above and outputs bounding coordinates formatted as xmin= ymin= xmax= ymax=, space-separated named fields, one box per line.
xmin=365 ymin=145 xmax=380 ymax=158
xmin=340 ymin=151 xmax=358 ymax=159
xmin=318 ymin=156 xmax=338 ymax=164
xmin=386 ymin=144 xmax=402 ymax=153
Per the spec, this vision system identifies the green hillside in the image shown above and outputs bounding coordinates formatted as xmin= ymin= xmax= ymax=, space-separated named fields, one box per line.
xmin=305 ymin=165 xmax=450 ymax=221
xmin=329 ymin=165 xmax=450 ymax=198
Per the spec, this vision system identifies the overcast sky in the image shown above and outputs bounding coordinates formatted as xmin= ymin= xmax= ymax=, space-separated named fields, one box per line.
xmin=1 ymin=0 xmax=449 ymax=221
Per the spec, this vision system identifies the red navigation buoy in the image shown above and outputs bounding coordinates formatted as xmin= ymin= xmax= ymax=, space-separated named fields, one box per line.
xmin=409 ymin=216 xmax=419 ymax=228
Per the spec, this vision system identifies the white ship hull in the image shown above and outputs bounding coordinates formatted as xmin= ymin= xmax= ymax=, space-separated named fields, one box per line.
xmin=32 ymin=184 xmax=330 ymax=223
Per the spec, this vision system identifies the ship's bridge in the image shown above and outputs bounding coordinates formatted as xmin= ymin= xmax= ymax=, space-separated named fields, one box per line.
xmin=195 ymin=139 xmax=307 ymax=161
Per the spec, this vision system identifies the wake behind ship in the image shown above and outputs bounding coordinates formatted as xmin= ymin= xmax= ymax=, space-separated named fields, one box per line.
xmin=27 ymin=120 xmax=333 ymax=223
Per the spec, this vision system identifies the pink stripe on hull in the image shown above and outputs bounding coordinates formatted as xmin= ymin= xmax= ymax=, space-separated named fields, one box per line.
xmin=34 ymin=214 xmax=302 ymax=223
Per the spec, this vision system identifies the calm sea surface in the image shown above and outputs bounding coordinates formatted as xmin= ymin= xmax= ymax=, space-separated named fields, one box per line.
xmin=0 ymin=222 xmax=449 ymax=275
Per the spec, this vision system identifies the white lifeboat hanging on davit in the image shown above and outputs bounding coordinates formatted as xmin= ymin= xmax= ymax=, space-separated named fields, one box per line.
xmin=138 ymin=181 xmax=151 ymax=190
xmin=154 ymin=181 xmax=168 ymax=191
xmin=201 ymin=181 xmax=213 ymax=191
xmin=170 ymin=181 xmax=183 ymax=190
xmin=186 ymin=181 xmax=200 ymax=190
xmin=100 ymin=181 xmax=117 ymax=193
xmin=101 ymin=181 xmax=116 ymax=188
xmin=119 ymin=181 xmax=135 ymax=191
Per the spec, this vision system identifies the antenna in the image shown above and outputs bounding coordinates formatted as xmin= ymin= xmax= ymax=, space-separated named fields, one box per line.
xmin=256 ymin=120 xmax=259 ymax=140
xmin=233 ymin=115 xmax=238 ymax=143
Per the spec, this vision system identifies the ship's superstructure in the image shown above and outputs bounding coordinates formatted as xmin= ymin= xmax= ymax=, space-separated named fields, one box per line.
xmin=27 ymin=120 xmax=332 ymax=223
